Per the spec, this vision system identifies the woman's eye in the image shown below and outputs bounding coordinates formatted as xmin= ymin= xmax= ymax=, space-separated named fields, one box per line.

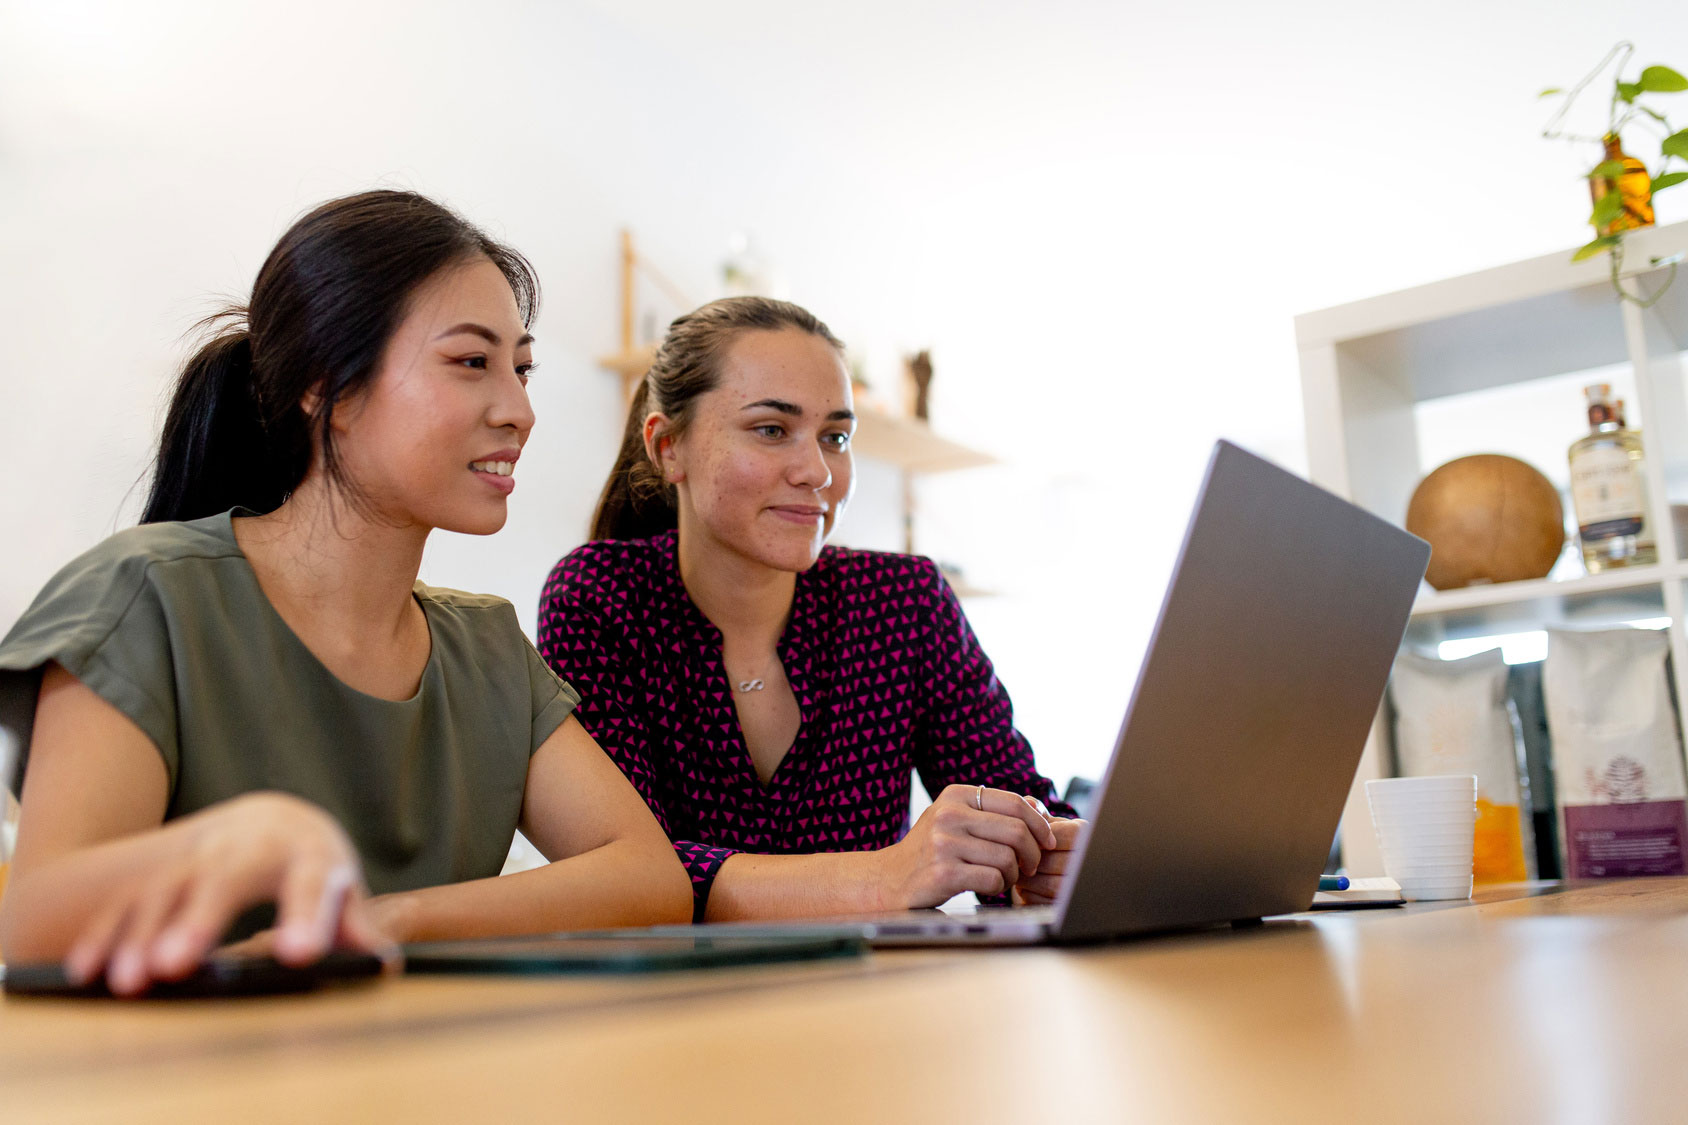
xmin=459 ymin=356 xmax=488 ymax=371
xmin=516 ymin=362 xmax=537 ymax=383
xmin=823 ymin=432 xmax=852 ymax=450
xmin=755 ymin=424 xmax=786 ymax=439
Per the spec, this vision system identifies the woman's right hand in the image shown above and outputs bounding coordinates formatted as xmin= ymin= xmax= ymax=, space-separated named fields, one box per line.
xmin=64 ymin=791 xmax=394 ymax=995
xmin=874 ymin=784 xmax=1058 ymax=909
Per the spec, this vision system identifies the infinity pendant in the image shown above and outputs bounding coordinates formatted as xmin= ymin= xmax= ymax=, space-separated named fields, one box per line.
xmin=737 ymin=679 xmax=765 ymax=693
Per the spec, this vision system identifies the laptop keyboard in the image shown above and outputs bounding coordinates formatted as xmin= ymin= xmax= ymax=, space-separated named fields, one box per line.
xmin=943 ymin=903 xmax=1058 ymax=923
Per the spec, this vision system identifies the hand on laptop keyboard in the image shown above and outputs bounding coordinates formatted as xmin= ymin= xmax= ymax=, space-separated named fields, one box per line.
xmin=1014 ymin=817 xmax=1086 ymax=905
xmin=875 ymin=785 xmax=1061 ymax=909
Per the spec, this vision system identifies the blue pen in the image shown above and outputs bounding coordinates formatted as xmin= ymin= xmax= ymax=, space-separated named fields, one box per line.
xmin=1318 ymin=875 xmax=1350 ymax=891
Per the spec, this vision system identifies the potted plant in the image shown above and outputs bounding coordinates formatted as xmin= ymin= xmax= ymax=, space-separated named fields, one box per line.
xmin=1540 ymin=42 xmax=1688 ymax=305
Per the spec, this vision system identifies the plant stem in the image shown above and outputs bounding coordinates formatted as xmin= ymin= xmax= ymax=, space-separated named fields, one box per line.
xmin=1543 ymin=41 xmax=1633 ymax=142
xmin=1609 ymin=240 xmax=1679 ymax=308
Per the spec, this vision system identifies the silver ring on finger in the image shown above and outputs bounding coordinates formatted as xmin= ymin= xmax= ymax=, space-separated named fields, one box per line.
xmin=975 ymin=784 xmax=984 ymax=811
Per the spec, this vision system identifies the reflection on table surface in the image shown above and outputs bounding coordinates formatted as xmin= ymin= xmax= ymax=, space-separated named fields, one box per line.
xmin=5 ymin=880 xmax=1685 ymax=1123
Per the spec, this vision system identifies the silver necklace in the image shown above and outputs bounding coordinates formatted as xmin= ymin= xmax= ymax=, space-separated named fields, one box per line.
xmin=736 ymin=678 xmax=765 ymax=693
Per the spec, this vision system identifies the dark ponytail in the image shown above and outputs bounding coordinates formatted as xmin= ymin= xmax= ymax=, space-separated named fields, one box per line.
xmin=142 ymin=190 xmax=539 ymax=525
xmin=589 ymin=380 xmax=677 ymax=542
xmin=588 ymin=296 xmax=843 ymax=541
xmin=142 ymin=322 xmax=306 ymax=524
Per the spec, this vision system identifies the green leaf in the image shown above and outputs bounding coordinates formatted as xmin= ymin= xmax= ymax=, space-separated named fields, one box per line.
xmin=1639 ymin=66 xmax=1688 ymax=92
xmin=1618 ymin=81 xmax=1641 ymax=103
xmin=1653 ymin=171 xmax=1688 ymax=193
xmin=1538 ymin=86 xmax=1564 ymax=98
xmin=1664 ymin=129 xmax=1688 ymax=159
xmin=1591 ymin=159 xmax=1631 ymax=179
xmin=1590 ymin=191 xmax=1626 ymax=228
xmin=1573 ymin=236 xmax=1621 ymax=262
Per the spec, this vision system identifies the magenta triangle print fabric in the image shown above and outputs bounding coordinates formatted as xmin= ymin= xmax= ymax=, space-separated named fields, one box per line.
xmin=537 ymin=531 xmax=1072 ymax=920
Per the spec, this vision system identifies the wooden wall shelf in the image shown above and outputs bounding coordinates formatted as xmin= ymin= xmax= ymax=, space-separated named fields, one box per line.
xmin=598 ymin=343 xmax=656 ymax=402
xmin=851 ymin=408 xmax=995 ymax=474
xmin=594 ymin=348 xmax=995 ymax=476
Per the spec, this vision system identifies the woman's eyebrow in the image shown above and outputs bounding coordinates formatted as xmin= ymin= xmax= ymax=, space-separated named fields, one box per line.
xmin=742 ymin=399 xmax=856 ymax=423
xmin=743 ymin=398 xmax=801 ymax=416
xmin=433 ymin=323 xmax=536 ymax=348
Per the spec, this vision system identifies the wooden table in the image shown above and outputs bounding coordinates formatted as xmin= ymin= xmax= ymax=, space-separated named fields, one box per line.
xmin=5 ymin=880 xmax=1687 ymax=1123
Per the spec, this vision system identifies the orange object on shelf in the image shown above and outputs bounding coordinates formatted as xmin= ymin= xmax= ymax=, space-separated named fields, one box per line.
xmin=1473 ymin=799 xmax=1529 ymax=883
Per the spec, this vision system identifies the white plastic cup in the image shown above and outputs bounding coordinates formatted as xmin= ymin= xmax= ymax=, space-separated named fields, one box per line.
xmin=1379 ymin=845 xmax=1476 ymax=860
xmin=1372 ymin=819 xmax=1476 ymax=835
xmin=1394 ymin=878 xmax=1474 ymax=900
xmin=1367 ymin=796 xmax=1482 ymax=811
xmin=1372 ymin=829 xmax=1477 ymax=845
xmin=1371 ymin=811 xmax=1475 ymax=825
xmin=1367 ymin=775 xmax=1479 ymax=801
xmin=1376 ymin=845 xmax=1475 ymax=860
xmin=1372 ymin=829 xmax=1476 ymax=847
xmin=1385 ymin=862 xmax=1477 ymax=878
xmin=1368 ymin=775 xmax=1476 ymax=790
xmin=1365 ymin=774 xmax=1476 ymax=902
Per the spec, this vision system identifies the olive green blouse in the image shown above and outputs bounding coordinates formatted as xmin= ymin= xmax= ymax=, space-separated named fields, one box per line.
xmin=0 ymin=511 xmax=579 ymax=896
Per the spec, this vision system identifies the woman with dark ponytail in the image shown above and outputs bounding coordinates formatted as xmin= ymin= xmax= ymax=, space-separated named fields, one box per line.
xmin=0 ymin=191 xmax=690 ymax=993
xmin=540 ymin=297 xmax=1084 ymax=923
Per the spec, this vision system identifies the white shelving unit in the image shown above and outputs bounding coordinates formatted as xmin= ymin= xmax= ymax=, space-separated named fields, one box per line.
xmin=1296 ymin=220 xmax=1688 ymax=875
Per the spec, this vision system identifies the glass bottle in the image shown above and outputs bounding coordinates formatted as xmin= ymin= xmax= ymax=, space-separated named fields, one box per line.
xmin=1589 ymin=133 xmax=1655 ymax=236
xmin=1568 ymin=382 xmax=1656 ymax=572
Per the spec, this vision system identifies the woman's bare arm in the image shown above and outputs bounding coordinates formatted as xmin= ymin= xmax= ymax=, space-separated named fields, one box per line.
xmin=0 ymin=664 xmax=386 ymax=992
xmin=700 ymin=785 xmax=1067 ymax=922
xmin=700 ymin=850 xmax=892 ymax=920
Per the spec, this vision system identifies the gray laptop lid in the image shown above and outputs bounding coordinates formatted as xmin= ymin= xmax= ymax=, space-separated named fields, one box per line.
xmin=1051 ymin=440 xmax=1429 ymax=941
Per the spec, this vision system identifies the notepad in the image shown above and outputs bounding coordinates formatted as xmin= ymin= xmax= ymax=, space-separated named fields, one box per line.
xmin=1309 ymin=877 xmax=1405 ymax=909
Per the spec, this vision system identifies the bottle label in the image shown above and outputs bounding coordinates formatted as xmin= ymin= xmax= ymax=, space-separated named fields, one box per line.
xmin=1571 ymin=446 xmax=1645 ymax=540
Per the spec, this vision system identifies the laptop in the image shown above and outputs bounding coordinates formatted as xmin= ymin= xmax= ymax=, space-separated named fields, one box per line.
xmin=627 ymin=440 xmax=1428 ymax=946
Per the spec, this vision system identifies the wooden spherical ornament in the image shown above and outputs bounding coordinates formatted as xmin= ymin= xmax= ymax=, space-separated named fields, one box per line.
xmin=1406 ymin=454 xmax=1565 ymax=590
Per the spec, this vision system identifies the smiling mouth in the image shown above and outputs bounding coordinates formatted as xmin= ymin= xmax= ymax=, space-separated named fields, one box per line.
xmin=469 ymin=460 xmax=515 ymax=476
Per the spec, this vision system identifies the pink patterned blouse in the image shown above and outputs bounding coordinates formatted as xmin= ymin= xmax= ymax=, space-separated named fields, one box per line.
xmin=537 ymin=530 xmax=1074 ymax=920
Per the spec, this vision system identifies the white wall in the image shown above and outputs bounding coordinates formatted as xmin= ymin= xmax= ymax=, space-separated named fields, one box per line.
xmin=4 ymin=0 xmax=1688 ymax=792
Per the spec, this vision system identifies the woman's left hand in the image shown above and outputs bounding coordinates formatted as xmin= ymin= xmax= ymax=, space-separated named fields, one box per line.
xmin=1013 ymin=818 xmax=1087 ymax=905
